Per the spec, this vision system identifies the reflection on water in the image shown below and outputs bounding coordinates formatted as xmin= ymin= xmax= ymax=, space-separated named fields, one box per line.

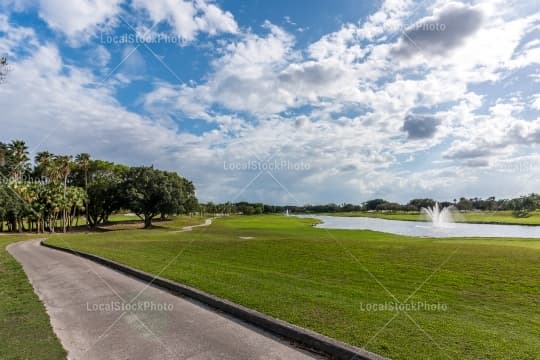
xmin=297 ymin=215 xmax=540 ymax=238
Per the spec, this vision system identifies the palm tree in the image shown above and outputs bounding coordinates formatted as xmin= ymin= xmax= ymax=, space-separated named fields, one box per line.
xmin=53 ymin=155 xmax=73 ymax=233
xmin=0 ymin=142 xmax=7 ymax=168
xmin=35 ymin=151 xmax=54 ymax=179
xmin=75 ymin=153 xmax=91 ymax=228
xmin=8 ymin=140 xmax=29 ymax=181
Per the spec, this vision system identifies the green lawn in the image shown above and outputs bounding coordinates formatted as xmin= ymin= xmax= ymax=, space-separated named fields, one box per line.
xmin=323 ymin=210 xmax=540 ymax=225
xmin=1 ymin=213 xmax=205 ymax=232
xmin=0 ymin=235 xmax=66 ymax=359
xmin=46 ymin=215 xmax=540 ymax=360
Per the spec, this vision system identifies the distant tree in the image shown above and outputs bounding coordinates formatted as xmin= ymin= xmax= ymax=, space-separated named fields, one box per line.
xmin=407 ymin=198 xmax=436 ymax=211
xmin=377 ymin=202 xmax=402 ymax=211
xmin=511 ymin=194 xmax=538 ymax=218
xmin=236 ymin=202 xmax=256 ymax=215
xmin=0 ymin=56 xmax=8 ymax=83
xmin=254 ymin=203 xmax=264 ymax=214
xmin=364 ymin=199 xmax=387 ymax=211
xmin=439 ymin=201 xmax=454 ymax=209
xmin=456 ymin=197 xmax=473 ymax=211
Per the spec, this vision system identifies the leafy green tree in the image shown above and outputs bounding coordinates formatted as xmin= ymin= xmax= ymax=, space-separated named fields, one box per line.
xmin=511 ymin=194 xmax=538 ymax=218
xmin=456 ymin=197 xmax=473 ymax=211
xmin=364 ymin=199 xmax=387 ymax=211
xmin=85 ymin=160 xmax=127 ymax=227
xmin=407 ymin=198 xmax=436 ymax=211
xmin=123 ymin=167 xmax=196 ymax=228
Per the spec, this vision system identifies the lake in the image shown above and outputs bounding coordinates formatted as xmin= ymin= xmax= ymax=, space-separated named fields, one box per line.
xmin=296 ymin=215 xmax=540 ymax=238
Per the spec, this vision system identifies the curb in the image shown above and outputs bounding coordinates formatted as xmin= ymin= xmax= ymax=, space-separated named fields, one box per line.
xmin=41 ymin=241 xmax=389 ymax=360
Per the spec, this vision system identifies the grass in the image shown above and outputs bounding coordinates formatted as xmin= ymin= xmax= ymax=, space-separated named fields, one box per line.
xmin=0 ymin=235 xmax=66 ymax=359
xmin=322 ymin=210 xmax=540 ymax=225
xmin=1 ymin=213 xmax=205 ymax=232
xmin=46 ymin=215 xmax=540 ymax=360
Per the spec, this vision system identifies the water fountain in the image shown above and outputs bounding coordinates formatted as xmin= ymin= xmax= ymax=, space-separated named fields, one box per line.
xmin=285 ymin=209 xmax=289 ymax=216
xmin=421 ymin=202 xmax=453 ymax=227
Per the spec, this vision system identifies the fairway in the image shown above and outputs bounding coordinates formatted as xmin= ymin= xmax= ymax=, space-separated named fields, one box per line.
xmin=47 ymin=215 xmax=540 ymax=360
xmin=0 ymin=236 xmax=66 ymax=359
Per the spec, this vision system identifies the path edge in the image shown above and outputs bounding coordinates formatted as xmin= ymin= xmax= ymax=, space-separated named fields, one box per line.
xmin=40 ymin=240 xmax=388 ymax=360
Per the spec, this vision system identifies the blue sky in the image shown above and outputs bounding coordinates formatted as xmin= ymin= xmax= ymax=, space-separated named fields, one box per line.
xmin=1 ymin=0 xmax=540 ymax=204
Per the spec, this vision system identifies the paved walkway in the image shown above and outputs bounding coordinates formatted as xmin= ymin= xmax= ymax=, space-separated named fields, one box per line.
xmin=8 ymin=240 xmax=319 ymax=360
xmin=173 ymin=218 xmax=213 ymax=232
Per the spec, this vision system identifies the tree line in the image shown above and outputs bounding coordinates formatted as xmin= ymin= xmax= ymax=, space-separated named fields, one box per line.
xmin=201 ymin=195 xmax=540 ymax=218
xmin=0 ymin=140 xmax=198 ymax=232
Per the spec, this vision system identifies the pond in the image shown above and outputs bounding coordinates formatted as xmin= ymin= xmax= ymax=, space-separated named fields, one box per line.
xmin=296 ymin=215 xmax=540 ymax=238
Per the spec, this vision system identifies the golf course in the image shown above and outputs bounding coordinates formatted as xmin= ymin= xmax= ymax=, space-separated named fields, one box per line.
xmin=42 ymin=214 xmax=540 ymax=360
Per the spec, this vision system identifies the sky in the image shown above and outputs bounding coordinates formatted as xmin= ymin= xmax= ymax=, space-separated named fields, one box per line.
xmin=0 ymin=0 xmax=539 ymax=205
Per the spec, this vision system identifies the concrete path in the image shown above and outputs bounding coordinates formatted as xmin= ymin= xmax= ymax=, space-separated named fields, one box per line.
xmin=7 ymin=240 xmax=320 ymax=360
xmin=175 ymin=218 xmax=213 ymax=233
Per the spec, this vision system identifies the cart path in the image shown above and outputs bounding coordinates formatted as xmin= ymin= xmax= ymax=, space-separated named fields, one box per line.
xmin=7 ymin=239 xmax=319 ymax=360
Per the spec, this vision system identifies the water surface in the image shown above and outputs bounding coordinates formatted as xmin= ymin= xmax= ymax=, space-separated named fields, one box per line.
xmin=296 ymin=215 xmax=540 ymax=238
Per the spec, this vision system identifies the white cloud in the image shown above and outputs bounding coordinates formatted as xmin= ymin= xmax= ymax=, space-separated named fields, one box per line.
xmin=144 ymin=22 xmax=296 ymax=115
xmin=132 ymin=0 xmax=238 ymax=43
xmin=0 ymin=14 xmax=37 ymax=56
xmin=532 ymin=95 xmax=540 ymax=110
xmin=93 ymin=45 xmax=111 ymax=67
xmin=357 ymin=0 xmax=414 ymax=41
xmin=6 ymin=0 xmax=238 ymax=45
xmin=37 ymin=0 xmax=122 ymax=43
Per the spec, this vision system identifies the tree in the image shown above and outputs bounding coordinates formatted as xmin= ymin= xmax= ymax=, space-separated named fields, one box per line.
xmin=456 ymin=197 xmax=473 ymax=211
xmin=123 ymin=167 xmax=164 ymax=228
xmin=1 ymin=140 xmax=201 ymax=233
xmin=51 ymin=155 xmax=73 ymax=233
xmin=407 ymin=198 xmax=436 ymax=211
xmin=85 ymin=160 xmax=127 ymax=227
xmin=364 ymin=199 xmax=387 ymax=211
xmin=511 ymin=194 xmax=538 ymax=218
xmin=0 ymin=142 xmax=7 ymax=170
xmin=0 ymin=183 xmax=25 ymax=232
xmin=75 ymin=153 xmax=91 ymax=227
xmin=7 ymin=140 xmax=30 ymax=181
xmin=123 ymin=167 xmax=196 ymax=228
xmin=0 ymin=56 xmax=8 ymax=83
xmin=35 ymin=151 xmax=54 ymax=179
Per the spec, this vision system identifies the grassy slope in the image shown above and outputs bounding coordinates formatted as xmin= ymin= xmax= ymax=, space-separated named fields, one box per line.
xmin=47 ymin=215 xmax=540 ymax=360
xmin=323 ymin=210 xmax=540 ymax=225
xmin=0 ymin=235 xmax=66 ymax=359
